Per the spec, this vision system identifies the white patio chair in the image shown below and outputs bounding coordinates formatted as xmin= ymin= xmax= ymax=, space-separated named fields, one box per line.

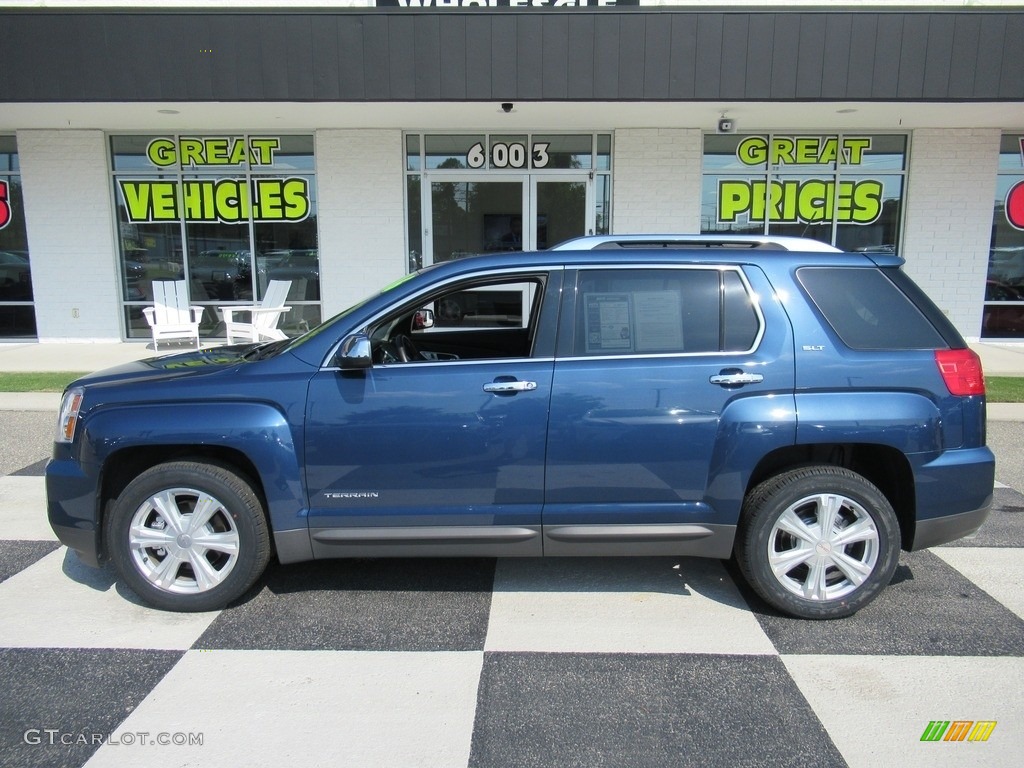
xmin=142 ymin=280 xmax=203 ymax=351
xmin=220 ymin=280 xmax=292 ymax=344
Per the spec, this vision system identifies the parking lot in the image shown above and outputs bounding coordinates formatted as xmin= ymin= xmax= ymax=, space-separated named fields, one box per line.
xmin=0 ymin=397 xmax=1021 ymax=768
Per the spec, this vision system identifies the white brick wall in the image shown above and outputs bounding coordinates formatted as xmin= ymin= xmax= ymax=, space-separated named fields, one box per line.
xmin=315 ymin=129 xmax=407 ymax=317
xmin=17 ymin=130 xmax=122 ymax=341
xmin=612 ymin=129 xmax=703 ymax=234
xmin=901 ymin=129 xmax=1001 ymax=340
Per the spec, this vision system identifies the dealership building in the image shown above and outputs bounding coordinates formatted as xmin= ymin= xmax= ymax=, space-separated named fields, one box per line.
xmin=0 ymin=0 xmax=1022 ymax=344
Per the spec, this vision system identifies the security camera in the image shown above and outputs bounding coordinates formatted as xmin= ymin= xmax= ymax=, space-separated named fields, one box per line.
xmin=501 ymin=102 xmax=514 ymax=113
xmin=717 ymin=118 xmax=735 ymax=134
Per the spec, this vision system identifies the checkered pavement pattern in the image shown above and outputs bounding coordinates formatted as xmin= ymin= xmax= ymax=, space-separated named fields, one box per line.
xmin=1 ymin=455 xmax=1021 ymax=767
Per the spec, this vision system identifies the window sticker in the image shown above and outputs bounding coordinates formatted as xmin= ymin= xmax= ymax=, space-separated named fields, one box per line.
xmin=633 ymin=291 xmax=684 ymax=352
xmin=585 ymin=293 xmax=632 ymax=353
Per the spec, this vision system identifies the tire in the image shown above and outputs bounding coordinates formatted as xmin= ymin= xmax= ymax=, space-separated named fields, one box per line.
xmin=105 ymin=461 xmax=271 ymax=612
xmin=735 ymin=466 xmax=900 ymax=619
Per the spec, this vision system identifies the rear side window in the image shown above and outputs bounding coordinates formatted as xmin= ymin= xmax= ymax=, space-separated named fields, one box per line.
xmin=798 ymin=267 xmax=947 ymax=350
xmin=573 ymin=268 xmax=760 ymax=356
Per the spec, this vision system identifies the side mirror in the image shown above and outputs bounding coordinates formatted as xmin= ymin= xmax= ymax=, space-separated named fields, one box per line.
xmin=337 ymin=333 xmax=372 ymax=370
xmin=412 ymin=309 xmax=435 ymax=330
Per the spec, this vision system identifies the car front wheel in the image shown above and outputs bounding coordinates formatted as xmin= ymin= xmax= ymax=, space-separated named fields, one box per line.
xmin=106 ymin=461 xmax=271 ymax=612
xmin=735 ymin=466 xmax=900 ymax=619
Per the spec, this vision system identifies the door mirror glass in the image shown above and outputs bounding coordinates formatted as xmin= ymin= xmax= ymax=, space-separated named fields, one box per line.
xmin=337 ymin=333 xmax=372 ymax=370
xmin=412 ymin=309 xmax=435 ymax=330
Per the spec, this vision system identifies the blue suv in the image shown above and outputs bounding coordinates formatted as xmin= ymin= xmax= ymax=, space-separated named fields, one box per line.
xmin=47 ymin=236 xmax=994 ymax=618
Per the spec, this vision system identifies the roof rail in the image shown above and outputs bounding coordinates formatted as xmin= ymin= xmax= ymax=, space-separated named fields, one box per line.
xmin=551 ymin=234 xmax=842 ymax=253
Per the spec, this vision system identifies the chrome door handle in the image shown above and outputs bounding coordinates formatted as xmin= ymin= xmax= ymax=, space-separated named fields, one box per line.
xmin=709 ymin=372 xmax=764 ymax=386
xmin=483 ymin=380 xmax=538 ymax=394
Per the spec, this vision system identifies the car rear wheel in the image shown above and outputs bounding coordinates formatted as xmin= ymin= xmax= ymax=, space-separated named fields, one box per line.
xmin=106 ymin=461 xmax=271 ymax=612
xmin=735 ymin=466 xmax=900 ymax=619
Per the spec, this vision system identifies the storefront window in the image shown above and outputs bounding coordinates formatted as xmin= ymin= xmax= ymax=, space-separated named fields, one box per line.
xmin=0 ymin=136 xmax=35 ymax=338
xmin=701 ymin=133 xmax=907 ymax=252
xmin=111 ymin=134 xmax=319 ymax=341
xmin=983 ymin=135 xmax=1024 ymax=339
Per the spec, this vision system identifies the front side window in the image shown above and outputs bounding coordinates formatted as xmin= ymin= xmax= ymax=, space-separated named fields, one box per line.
xmin=369 ymin=274 xmax=547 ymax=364
xmin=111 ymin=134 xmax=320 ymax=341
xmin=0 ymin=136 xmax=34 ymax=338
xmin=572 ymin=268 xmax=760 ymax=357
xmin=983 ymin=135 xmax=1024 ymax=339
xmin=702 ymin=133 xmax=907 ymax=253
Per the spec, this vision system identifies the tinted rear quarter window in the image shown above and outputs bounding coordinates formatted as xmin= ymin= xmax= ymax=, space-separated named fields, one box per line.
xmin=797 ymin=266 xmax=947 ymax=350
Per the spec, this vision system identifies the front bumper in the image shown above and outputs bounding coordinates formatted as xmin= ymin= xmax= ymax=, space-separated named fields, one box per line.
xmin=45 ymin=457 xmax=103 ymax=568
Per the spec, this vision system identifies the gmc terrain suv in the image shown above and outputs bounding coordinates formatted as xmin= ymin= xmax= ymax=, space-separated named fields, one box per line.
xmin=47 ymin=236 xmax=994 ymax=618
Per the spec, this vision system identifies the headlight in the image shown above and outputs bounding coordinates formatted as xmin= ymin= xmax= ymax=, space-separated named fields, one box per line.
xmin=56 ymin=387 xmax=85 ymax=444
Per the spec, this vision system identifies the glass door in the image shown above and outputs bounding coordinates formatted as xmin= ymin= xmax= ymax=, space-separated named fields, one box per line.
xmin=425 ymin=174 xmax=593 ymax=265
xmin=429 ymin=179 xmax=526 ymax=264
xmin=533 ymin=177 xmax=592 ymax=249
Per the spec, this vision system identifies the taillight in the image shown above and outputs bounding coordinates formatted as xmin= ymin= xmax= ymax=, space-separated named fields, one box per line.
xmin=935 ymin=349 xmax=985 ymax=396
xmin=56 ymin=387 xmax=84 ymax=444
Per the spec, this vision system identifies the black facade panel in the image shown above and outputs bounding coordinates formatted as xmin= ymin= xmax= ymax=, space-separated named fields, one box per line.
xmin=719 ymin=15 xmax=749 ymax=100
xmin=388 ymin=15 xmax=417 ymax=100
xmin=0 ymin=10 xmax=1021 ymax=104
xmin=667 ymin=15 xmax=697 ymax=100
xmin=821 ymin=14 xmax=853 ymax=100
xmin=973 ymin=16 xmax=1005 ymax=101
xmin=642 ymin=15 xmax=671 ymax=100
xmin=845 ymin=14 xmax=878 ymax=100
xmin=872 ymin=16 xmax=903 ymax=100
xmin=516 ymin=14 xmax=544 ymax=100
xmin=257 ymin=16 xmax=291 ymax=101
xmin=541 ymin=14 xmax=569 ymax=100
xmin=946 ymin=15 xmax=981 ymax=101
xmin=770 ymin=18 xmax=800 ymax=99
xmin=210 ymin=17 xmax=247 ymax=102
xmin=362 ymin=15 xmax=391 ymax=101
xmin=336 ymin=16 xmax=367 ymax=100
xmin=997 ymin=15 xmax=1024 ymax=100
xmin=617 ymin=14 xmax=646 ymax=100
xmin=922 ymin=14 xmax=956 ymax=100
xmin=311 ymin=18 xmax=342 ymax=101
xmin=743 ymin=15 xmax=773 ymax=100
xmin=593 ymin=14 xmax=620 ymax=99
xmin=286 ymin=16 xmax=317 ymax=101
xmin=693 ymin=14 xmax=724 ymax=100
xmin=796 ymin=14 xmax=828 ymax=99
xmin=439 ymin=15 xmax=467 ymax=100
xmin=489 ymin=14 xmax=517 ymax=99
xmin=464 ymin=15 xmax=492 ymax=100
xmin=896 ymin=15 xmax=929 ymax=99
xmin=565 ymin=14 xmax=595 ymax=100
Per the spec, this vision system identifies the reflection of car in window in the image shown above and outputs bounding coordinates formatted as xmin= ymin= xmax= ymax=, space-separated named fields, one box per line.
xmin=267 ymin=249 xmax=320 ymax=300
xmin=189 ymin=250 xmax=252 ymax=300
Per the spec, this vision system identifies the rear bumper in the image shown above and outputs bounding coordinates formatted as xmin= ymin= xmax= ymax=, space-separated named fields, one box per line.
xmin=912 ymin=504 xmax=991 ymax=551
xmin=45 ymin=458 xmax=103 ymax=568
xmin=910 ymin=446 xmax=995 ymax=550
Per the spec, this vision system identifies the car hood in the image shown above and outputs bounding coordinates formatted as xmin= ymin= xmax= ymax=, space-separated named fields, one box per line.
xmin=70 ymin=344 xmax=261 ymax=389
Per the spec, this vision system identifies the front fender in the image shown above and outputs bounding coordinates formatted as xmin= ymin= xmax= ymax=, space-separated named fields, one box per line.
xmin=80 ymin=402 xmax=307 ymax=534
